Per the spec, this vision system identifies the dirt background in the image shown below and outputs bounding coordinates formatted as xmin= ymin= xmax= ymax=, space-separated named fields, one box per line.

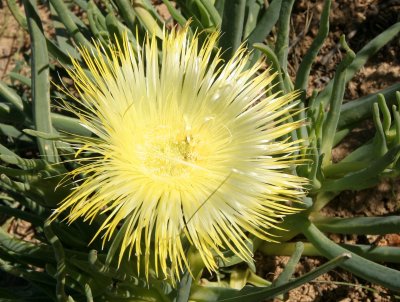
xmin=0 ymin=0 xmax=400 ymax=301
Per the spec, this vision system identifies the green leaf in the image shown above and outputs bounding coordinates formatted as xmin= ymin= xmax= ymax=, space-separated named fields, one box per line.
xmin=275 ymin=0 xmax=295 ymax=74
xmin=24 ymin=0 xmax=59 ymax=164
xmin=86 ymin=0 xmax=106 ymax=30
xmin=199 ymin=0 xmax=222 ymax=28
xmin=271 ymin=242 xmax=303 ymax=287
xmin=316 ymin=22 xmax=400 ymax=107
xmin=253 ymin=43 xmax=286 ymax=94
xmin=88 ymin=250 xmax=128 ymax=280
xmin=323 ymin=161 xmax=368 ymax=177
xmin=8 ymin=72 xmax=31 ymax=87
xmin=323 ymin=146 xmax=400 ymax=191
xmin=247 ymin=0 xmax=281 ymax=47
xmin=46 ymin=39 xmax=75 ymax=65
xmin=242 ymin=0 xmax=265 ymax=41
xmin=50 ymin=2 xmax=81 ymax=60
xmin=23 ymin=129 xmax=62 ymax=140
xmin=176 ymin=269 xmax=192 ymax=302
xmin=338 ymin=83 xmax=400 ymax=130
xmin=0 ymin=123 xmax=33 ymax=142
xmin=65 ymin=258 xmax=112 ymax=295
xmin=190 ymin=253 xmax=350 ymax=301
xmin=85 ymin=284 xmax=94 ymax=302
xmin=0 ymin=259 xmax=56 ymax=299
xmin=114 ymin=0 xmax=138 ymax=32
xmin=0 ymin=227 xmax=53 ymax=267
xmin=49 ymin=0 xmax=95 ymax=50
xmin=43 ymin=221 xmax=69 ymax=301
xmin=220 ymin=0 xmax=246 ymax=60
xmin=6 ymin=0 xmax=28 ymax=30
xmin=302 ymin=221 xmax=400 ymax=291
xmin=340 ymin=244 xmax=400 ymax=264
xmin=0 ymin=103 xmax=25 ymax=124
xmin=7 ymin=0 xmax=75 ymax=64
xmin=51 ymin=113 xmax=93 ymax=136
xmin=320 ymin=36 xmax=355 ymax=166
xmin=162 ymin=0 xmax=188 ymax=26
xmin=0 ymin=143 xmax=19 ymax=158
xmin=340 ymin=141 xmax=375 ymax=165
xmin=260 ymin=242 xmax=400 ymax=264
xmin=314 ymin=216 xmax=400 ymax=235
xmin=116 ymin=0 xmax=163 ymax=38
xmin=0 ymin=81 xmax=24 ymax=112
xmin=105 ymin=12 xmax=138 ymax=53
xmin=372 ymin=102 xmax=388 ymax=156
xmin=295 ymin=0 xmax=331 ymax=94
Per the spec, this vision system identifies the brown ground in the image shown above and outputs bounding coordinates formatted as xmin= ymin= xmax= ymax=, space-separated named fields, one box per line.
xmin=1 ymin=0 xmax=400 ymax=301
xmin=0 ymin=2 xmax=27 ymax=79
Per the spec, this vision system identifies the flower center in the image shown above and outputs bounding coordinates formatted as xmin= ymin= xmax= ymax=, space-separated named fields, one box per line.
xmin=141 ymin=125 xmax=201 ymax=178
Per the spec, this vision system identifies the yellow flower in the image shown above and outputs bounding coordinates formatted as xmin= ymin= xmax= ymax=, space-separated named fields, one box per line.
xmin=52 ymin=26 xmax=306 ymax=280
